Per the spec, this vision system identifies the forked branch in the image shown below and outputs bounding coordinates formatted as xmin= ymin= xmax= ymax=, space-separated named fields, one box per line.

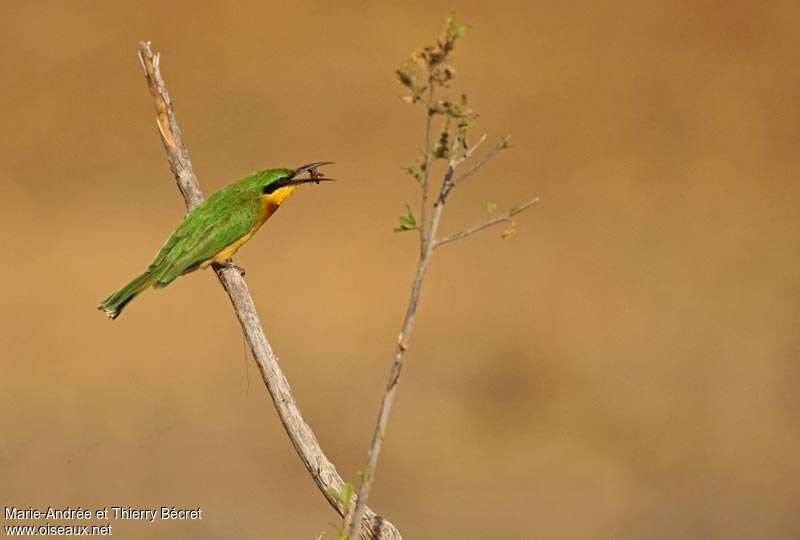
xmin=346 ymin=14 xmax=538 ymax=538
xmin=433 ymin=198 xmax=540 ymax=249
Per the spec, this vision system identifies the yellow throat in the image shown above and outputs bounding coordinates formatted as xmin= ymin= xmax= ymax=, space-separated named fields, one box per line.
xmin=208 ymin=185 xmax=298 ymax=265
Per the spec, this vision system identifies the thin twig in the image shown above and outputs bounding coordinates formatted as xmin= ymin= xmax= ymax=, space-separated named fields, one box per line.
xmin=136 ymin=41 xmax=399 ymax=540
xmin=349 ymin=128 xmax=535 ymax=538
xmin=453 ymin=135 xmax=511 ymax=186
xmin=346 ymin=208 xmax=437 ymax=540
xmin=418 ymin=77 xmax=436 ymax=254
xmin=433 ymin=198 xmax=540 ymax=248
xmin=451 ymin=133 xmax=487 ymax=169
xmin=347 ymin=158 xmax=459 ymax=539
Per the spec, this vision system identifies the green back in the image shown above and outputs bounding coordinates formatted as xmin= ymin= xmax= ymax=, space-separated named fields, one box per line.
xmin=148 ymin=168 xmax=291 ymax=286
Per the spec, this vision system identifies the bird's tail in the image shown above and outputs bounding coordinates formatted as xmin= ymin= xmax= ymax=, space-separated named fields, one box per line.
xmin=98 ymin=271 xmax=156 ymax=320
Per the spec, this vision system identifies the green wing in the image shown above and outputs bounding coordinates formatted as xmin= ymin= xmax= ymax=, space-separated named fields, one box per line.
xmin=148 ymin=192 xmax=259 ymax=287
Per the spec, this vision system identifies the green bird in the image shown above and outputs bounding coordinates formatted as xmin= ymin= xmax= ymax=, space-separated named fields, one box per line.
xmin=99 ymin=162 xmax=334 ymax=319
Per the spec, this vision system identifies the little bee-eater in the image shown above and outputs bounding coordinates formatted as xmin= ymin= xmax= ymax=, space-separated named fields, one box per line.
xmin=99 ymin=162 xmax=334 ymax=319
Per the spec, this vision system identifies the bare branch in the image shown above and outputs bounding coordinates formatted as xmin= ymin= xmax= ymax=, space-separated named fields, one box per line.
xmin=433 ymin=198 xmax=540 ymax=248
xmin=348 ymin=17 xmax=535 ymax=539
xmin=137 ymin=42 xmax=204 ymax=210
xmin=450 ymin=133 xmax=487 ymax=169
xmin=136 ymin=42 xmax=399 ymax=540
xmin=453 ymin=135 xmax=511 ymax=186
xmin=347 ymin=157 xmax=457 ymax=540
xmin=349 ymin=140 xmax=535 ymax=540
xmin=346 ymin=218 xmax=437 ymax=539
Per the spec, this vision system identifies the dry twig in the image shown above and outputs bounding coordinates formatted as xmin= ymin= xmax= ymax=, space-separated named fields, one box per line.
xmin=433 ymin=198 xmax=540 ymax=248
xmin=136 ymin=41 xmax=399 ymax=540
xmin=346 ymin=15 xmax=537 ymax=538
xmin=453 ymin=136 xmax=512 ymax=186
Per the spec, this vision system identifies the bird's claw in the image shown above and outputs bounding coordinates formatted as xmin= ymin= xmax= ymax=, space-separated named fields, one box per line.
xmin=222 ymin=260 xmax=246 ymax=276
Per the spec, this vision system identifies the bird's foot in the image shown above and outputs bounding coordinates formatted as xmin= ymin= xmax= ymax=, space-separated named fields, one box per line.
xmin=222 ymin=260 xmax=246 ymax=276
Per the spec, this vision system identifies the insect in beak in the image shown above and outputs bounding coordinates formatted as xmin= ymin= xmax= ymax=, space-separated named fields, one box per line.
xmin=287 ymin=161 xmax=337 ymax=186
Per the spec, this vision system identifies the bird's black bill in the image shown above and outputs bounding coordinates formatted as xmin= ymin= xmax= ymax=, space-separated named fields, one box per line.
xmin=292 ymin=161 xmax=334 ymax=177
xmin=285 ymin=177 xmax=336 ymax=187
xmin=288 ymin=161 xmax=335 ymax=186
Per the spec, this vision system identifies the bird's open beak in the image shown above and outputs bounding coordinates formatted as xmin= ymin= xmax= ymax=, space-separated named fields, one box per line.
xmin=286 ymin=161 xmax=336 ymax=186
xmin=292 ymin=161 xmax=333 ymax=177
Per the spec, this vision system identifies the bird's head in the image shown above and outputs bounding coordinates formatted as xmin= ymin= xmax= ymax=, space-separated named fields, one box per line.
xmin=258 ymin=161 xmax=335 ymax=205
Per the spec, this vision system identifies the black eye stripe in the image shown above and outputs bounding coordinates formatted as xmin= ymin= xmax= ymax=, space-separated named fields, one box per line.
xmin=263 ymin=177 xmax=290 ymax=194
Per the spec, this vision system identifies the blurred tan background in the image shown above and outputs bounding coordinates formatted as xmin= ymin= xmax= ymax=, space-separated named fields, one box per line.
xmin=2 ymin=1 xmax=799 ymax=538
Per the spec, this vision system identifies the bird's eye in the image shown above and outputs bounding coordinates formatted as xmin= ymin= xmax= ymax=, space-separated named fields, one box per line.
xmin=263 ymin=176 xmax=291 ymax=195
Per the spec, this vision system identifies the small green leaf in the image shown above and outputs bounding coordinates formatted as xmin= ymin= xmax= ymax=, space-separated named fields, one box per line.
xmin=394 ymin=204 xmax=419 ymax=232
xmin=327 ymin=482 xmax=354 ymax=508
xmin=502 ymin=221 xmax=518 ymax=239
xmin=456 ymin=117 xmax=474 ymax=149
xmin=402 ymin=162 xmax=424 ymax=184
xmin=436 ymin=96 xmax=477 ymax=121
xmin=396 ymin=68 xmax=413 ymax=88
xmin=396 ymin=60 xmax=426 ymax=102
xmin=445 ymin=11 xmax=468 ymax=40
xmin=484 ymin=201 xmax=497 ymax=214
xmin=340 ymin=483 xmax=353 ymax=507
xmin=432 ymin=120 xmax=451 ymax=159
